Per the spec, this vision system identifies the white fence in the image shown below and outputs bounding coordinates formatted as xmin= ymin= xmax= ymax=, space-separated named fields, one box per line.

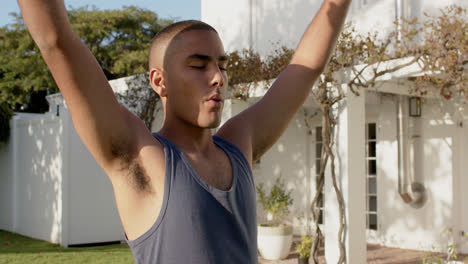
xmin=0 ymin=109 xmax=123 ymax=247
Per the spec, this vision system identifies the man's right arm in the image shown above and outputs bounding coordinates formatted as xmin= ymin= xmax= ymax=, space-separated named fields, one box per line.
xmin=18 ymin=0 xmax=149 ymax=175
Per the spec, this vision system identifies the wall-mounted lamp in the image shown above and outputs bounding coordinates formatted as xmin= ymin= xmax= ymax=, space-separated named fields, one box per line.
xmin=409 ymin=97 xmax=421 ymax=117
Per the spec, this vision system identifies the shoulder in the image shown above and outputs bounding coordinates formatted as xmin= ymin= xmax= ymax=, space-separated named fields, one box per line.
xmin=215 ymin=128 xmax=253 ymax=167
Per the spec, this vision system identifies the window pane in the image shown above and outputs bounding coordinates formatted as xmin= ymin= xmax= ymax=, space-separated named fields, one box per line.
xmin=368 ymin=142 xmax=376 ymax=157
xmin=318 ymin=193 xmax=323 ymax=207
xmin=369 ymin=214 xmax=378 ymax=230
xmin=368 ymin=123 xmax=376 ymax=140
xmin=316 ymin=160 xmax=321 ymax=174
xmin=316 ymin=143 xmax=322 ymax=157
xmin=368 ymin=160 xmax=377 ymax=175
xmin=368 ymin=177 xmax=377 ymax=194
xmin=369 ymin=196 xmax=377 ymax=212
xmin=316 ymin=127 xmax=322 ymax=141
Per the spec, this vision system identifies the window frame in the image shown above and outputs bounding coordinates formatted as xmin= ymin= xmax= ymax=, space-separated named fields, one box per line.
xmin=366 ymin=122 xmax=378 ymax=231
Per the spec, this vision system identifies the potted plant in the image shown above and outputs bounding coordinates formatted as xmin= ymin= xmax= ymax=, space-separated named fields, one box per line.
xmin=295 ymin=233 xmax=313 ymax=264
xmin=422 ymin=227 xmax=468 ymax=264
xmin=256 ymin=176 xmax=294 ymax=260
xmin=294 ymin=215 xmax=313 ymax=264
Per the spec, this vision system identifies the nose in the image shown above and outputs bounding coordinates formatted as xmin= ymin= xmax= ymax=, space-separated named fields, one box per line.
xmin=210 ymin=66 xmax=225 ymax=88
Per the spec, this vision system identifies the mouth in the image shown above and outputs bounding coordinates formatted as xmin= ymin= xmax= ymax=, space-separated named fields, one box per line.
xmin=206 ymin=94 xmax=223 ymax=108
xmin=208 ymin=94 xmax=222 ymax=101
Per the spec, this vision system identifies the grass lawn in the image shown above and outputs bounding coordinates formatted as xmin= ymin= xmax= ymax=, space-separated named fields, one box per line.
xmin=0 ymin=230 xmax=134 ymax=264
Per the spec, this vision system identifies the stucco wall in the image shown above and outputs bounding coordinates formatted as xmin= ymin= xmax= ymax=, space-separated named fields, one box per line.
xmin=366 ymin=94 xmax=468 ymax=253
xmin=201 ymin=0 xmax=252 ymax=53
xmin=202 ymin=0 xmax=468 ymax=55
xmin=253 ymin=108 xmax=314 ymax=226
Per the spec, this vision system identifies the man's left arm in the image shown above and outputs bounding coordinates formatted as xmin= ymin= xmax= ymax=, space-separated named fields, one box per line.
xmin=217 ymin=0 xmax=351 ymax=164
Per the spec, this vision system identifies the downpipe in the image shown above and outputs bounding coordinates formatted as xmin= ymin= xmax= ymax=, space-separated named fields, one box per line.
xmin=397 ymin=95 xmax=426 ymax=208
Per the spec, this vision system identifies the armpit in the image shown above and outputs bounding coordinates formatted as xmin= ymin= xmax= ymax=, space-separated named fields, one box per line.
xmin=110 ymin=139 xmax=155 ymax=195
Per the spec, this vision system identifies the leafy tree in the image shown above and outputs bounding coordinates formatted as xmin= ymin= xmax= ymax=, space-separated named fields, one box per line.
xmin=0 ymin=6 xmax=172 ymax=114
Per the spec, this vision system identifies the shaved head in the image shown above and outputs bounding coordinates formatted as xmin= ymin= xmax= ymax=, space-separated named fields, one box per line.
xmin=148 ymin=20 xmax=218 ymax=71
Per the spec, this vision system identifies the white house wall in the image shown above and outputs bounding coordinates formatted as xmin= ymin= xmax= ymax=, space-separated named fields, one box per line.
xmin=202 ymin=0 xmax=468 ymax=55
xmin=222 ymin=93 xmax=468 ymax=254
xmin=253 ymin=108 xmax=313 ymax=227
xmin=367 ymin=94 xmax=468 ymax=253
xmin=461 ymin=107 xmax=468 ymax=253
xmin=201 ymin=0 xmax=252 ymax=53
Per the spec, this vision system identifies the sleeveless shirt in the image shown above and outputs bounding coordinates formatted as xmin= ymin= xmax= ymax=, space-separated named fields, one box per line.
xmin=124 ymin=133 xmax=258 ymax=264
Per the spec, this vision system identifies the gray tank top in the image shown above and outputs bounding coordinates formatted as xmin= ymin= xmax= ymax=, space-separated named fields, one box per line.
xmin=124 ymin=133 xmax=258 ymax=264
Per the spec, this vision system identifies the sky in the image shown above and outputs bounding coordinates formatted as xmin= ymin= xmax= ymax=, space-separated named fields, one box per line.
xmin=1 ymin=0 xmax=201 ymax=26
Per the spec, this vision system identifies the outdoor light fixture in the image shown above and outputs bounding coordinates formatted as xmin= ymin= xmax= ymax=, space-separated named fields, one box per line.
xmin=409 ymin=97 xmax=421 ymax=117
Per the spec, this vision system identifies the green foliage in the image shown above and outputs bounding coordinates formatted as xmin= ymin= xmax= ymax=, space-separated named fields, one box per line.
xmin=0 ymin=14 xmax=54 ymax=113
xmin=224 ymin=5 xmax=467 ymax=105
xmin=68 ymin=6 xmax=172 ymax=77
xmin=413 ymin=5 xmax=468 ymax=100
xmin=422 ymin=226 xmax=468 ymax=263
xmin=0 ymin=102 xmax=13 ymax=143
xmin=0 ymin=6 xmax=172 ymax=113
xmin=295 ymin=234 xmax=314 ymax=259
xmin=294 ymin=215 xmax=314 ymax=259
xmin=226 ymin=46 xmax=293 ymax=100
xmin=256 ymin=177 xmax=293 ymax=225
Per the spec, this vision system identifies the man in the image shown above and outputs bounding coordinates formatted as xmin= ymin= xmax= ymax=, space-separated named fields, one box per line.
xmin=18 ymin=0 xmax=350 ymax=263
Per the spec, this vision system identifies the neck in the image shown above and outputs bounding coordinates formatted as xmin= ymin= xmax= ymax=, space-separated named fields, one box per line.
xmin=157 ymin=118 xmax=216 ymax=156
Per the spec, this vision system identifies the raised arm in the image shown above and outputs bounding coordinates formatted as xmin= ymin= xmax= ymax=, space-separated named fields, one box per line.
xmin=18 ymin=0 xmax=149 ymax=174
xmin=217 ymin=0 xmax=351 ymax=164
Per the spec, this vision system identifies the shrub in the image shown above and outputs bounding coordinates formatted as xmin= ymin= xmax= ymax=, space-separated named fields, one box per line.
xmin=256 ymin=176 xmax=293 ymax=225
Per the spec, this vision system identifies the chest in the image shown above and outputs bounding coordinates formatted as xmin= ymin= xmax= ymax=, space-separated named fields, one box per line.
xmin=185 ymin=150 xmax=233 ymax=191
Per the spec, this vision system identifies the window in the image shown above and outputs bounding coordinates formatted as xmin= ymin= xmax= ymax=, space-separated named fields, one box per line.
xmin=315 ymin=127 xmax=324 ymax=224
xmin=366 ymin=123 xmax=378 ymax=230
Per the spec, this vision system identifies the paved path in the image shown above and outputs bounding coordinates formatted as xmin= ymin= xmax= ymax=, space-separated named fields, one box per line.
xmin=259 ymin=236 xmax=467 ymax=264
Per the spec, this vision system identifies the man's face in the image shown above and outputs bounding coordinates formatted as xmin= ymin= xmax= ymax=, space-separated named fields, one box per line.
xmin=163 ymin=29 xmax=228 ymax=129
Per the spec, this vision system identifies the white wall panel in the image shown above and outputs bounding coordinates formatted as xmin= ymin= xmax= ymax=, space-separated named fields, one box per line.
xmin=14 ymin=113 xmax=64 ymax=243
xmin=66 ymin=107 xmax=124 ymax=245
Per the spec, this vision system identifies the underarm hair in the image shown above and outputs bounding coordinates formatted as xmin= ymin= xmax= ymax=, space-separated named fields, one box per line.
xmin=110 ymin=139 xmax=154 ymax=195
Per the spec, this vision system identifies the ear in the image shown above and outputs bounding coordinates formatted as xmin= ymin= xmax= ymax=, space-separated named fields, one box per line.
xmin=150 ymin=67 xmax=167 ymax=97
